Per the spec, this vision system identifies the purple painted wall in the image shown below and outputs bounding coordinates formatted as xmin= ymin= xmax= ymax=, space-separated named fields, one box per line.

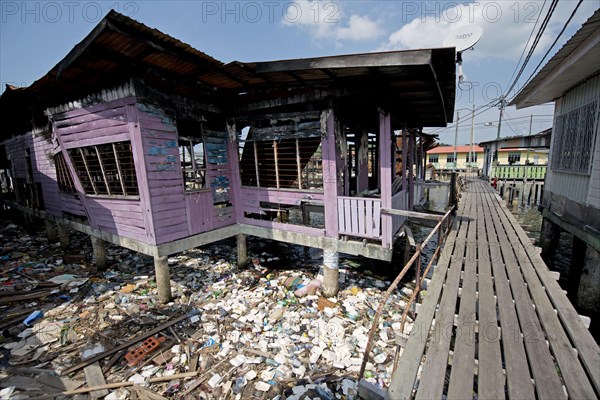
xmin=3 ymin=132 xmax=63 ymax=217
xmin=134 ymin=102 xmax=236 ymax=245
xmin=51 ymin=98 xmax=148 ymax=242
xmin=4 ymin=95 xmax=414 ymax=254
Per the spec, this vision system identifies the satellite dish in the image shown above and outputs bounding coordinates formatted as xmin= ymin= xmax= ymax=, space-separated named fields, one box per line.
xmin=443 ymin=25 xmax=484 ymax=52
xmin=443 ymin=25 xmax=484 ymax=84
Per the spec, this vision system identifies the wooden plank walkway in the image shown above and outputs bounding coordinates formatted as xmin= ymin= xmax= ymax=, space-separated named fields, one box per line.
xmin=387 ymin=178 xmax=600 ymax=400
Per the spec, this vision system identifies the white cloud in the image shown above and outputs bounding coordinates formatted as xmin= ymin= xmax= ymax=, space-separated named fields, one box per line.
xmin=282 ymin=1 xmax=384 ymax=43
xmin=378 ymin=1 xmax=598 ymax=60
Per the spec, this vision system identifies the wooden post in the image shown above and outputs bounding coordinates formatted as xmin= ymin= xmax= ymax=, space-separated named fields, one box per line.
xmin=401 ymin=128 xmax=408 ymax=192
xmin=91 ymin=237 xmax=108 ymax=270
xmin=23 ymin=214 xmax=36 ymax=234
xmin=356 ymin=130 xmax=369 ymax=193
xmin=415 ymin=245 xmax=422 ymax=303
xmin=237 ymin=233 xmax=248 ymax=268
xmin=322 ymin=243 xmax=339 ymax=297
xmin=449 ymin=172 xmax=458 ymax=214
xmin=57 ymin=225 xmax=70 ymax=250
xmin=577 ymin=245 xmax=600 ymax=315
xmin=379 ymin=111 xmax=392 ymax=248
xmin=567 ymin=236 xmax=586 ymax=303
xmin=154 ymin=256 xmax=172 ymax=303
xmin=322 ymin=109 xmax=339 ymax=239
xmin=408 ymin=131 xmax=414 ymax=209
xmin=45 ymin=220 xmax=58 ymax=243
xmin=322 ymin=109 xmax=340 ymax=296
xmin=540 ymin=217 xmax=561 ymax=264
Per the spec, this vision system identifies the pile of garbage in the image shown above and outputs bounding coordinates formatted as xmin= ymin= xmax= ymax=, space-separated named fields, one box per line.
xmin=0 ymin=219 xmax=417 ymax=399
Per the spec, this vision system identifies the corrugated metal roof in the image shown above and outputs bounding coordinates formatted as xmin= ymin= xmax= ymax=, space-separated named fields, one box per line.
xmin=1 ymin=10 xmax=456 ymax=134
xmin=428 ymin=145 xmax=483 ymax=154
xmin=478 ymin=127 xmax=552 ymax=145
xmin=511 ymin=9 xmax=600 ymax=108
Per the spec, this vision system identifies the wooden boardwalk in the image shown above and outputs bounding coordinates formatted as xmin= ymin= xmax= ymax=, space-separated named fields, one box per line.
xmin=387 ymin=179 xmax=600 ymax=400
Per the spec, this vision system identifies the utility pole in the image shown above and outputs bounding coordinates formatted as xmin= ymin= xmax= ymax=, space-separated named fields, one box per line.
xmin=496 ymin=96 xmax=505 ymax=140
xmin=470 ymin=104 xmax=475 ymax=176
xmin=522 ymin=114 xmax=533 ymax=204
xmin=453 ymin=111 xmax=460 ymax=171
xmin=491 ymin=95 xmax=506 ymax=180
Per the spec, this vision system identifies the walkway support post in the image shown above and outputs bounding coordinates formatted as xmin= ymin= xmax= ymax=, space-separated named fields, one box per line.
xmin=45 ymin=220 xmax=58 ymax=243
xmin=91 ymin=237 xmax=108 ymax=270
xmin=57 ymin=225 xmax=70 ymax=250
xmin=322 ymin=243 xmax=339 ymax=298
xmin=237 ymin=233 xmax=248 ymax=268
xmin=154 ymin=256 xmax=172 ymax=303
xmin=449 ymin=172 xmax=458 ymax=214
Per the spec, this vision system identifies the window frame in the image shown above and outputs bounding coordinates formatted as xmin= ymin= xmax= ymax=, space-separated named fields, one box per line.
xmin=54 ymin=152 xmax=77 ymax=194
xmin=241 ymin=137 xmax=323 ymax=191
xmin=551 ymin=100 xmax=598 ymax=174
xmin=179 ymin=136 xmax=207 ymax=192
xmin=508 ymin=152 xmax=521 ymax=165
xmin=68 ymin=141 xmax=139 ymax=198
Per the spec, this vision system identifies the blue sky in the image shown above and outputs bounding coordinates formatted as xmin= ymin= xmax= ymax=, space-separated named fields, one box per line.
xmin=1 ymin=1 xmax=597 ymax=145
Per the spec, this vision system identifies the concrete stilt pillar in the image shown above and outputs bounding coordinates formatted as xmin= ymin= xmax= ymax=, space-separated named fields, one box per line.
xmin=57 ymin=225 xmax=70 ymax=250
xmin=540 ymin=217 xmax=560 ymax=264
xmin=577 ymin=245 xmax=600 ymax=314
xmin=45 ymin=220 xmax=58 ymax=243
xmin=91 ymin=237 xmax=108 ymax=271
xmin=237 ymin=233 xmax=248 ymax=268
xmin=154 ymin=256 xmax=172 ymax=303
xmin=322 ymin=245 xmax=339 ymax=298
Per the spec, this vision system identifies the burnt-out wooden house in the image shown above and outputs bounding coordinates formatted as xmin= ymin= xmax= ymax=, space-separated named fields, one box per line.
xmin=0 ymin=11 xmax=455 ymax=300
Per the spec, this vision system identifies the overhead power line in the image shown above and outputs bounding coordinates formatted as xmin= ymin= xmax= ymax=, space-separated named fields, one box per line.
xmin=505 ymin=0 xmax=547 ymax=93
xmin=505 ymin=0 xmax=559 ymax=97
xmin=516 ymin=0 xmax=585 ymax=96
xmin=426 ymin=114 xmax=553 ymax=135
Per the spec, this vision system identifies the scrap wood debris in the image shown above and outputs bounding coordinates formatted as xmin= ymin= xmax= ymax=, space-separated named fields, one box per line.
xmin=0 ymin=220 xmax=418 ymax=399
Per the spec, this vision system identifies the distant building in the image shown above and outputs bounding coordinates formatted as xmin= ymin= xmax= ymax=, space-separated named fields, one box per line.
xmin=479 ymin=128 xmax=551 ymax=181
xmin=511 ymin=10 xmax=600 ymax=317
xmin=427 ymin=144 xmax=484 ymax=171
xmin=479 ymin=129 xmax=551 ymax=174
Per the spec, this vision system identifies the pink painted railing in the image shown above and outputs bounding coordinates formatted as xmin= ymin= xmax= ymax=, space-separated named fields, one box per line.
xmin=337 ymin=196 xmax=382 ymax=240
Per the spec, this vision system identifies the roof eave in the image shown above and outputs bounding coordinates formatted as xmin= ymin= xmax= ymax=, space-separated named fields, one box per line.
xmin=511 ymin=11 xmax=600 ymax=109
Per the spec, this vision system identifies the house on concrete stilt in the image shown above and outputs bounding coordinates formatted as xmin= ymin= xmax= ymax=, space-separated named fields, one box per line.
xmin=0 ymin=11 xmax=456 ymax=302
xmin=511 ymin=9 xmax=600 ymax=321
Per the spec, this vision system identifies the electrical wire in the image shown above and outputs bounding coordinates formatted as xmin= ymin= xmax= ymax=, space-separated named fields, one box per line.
xmin=427 ymin=99 xmax=500 ymax=135
xmin=502 ymin=110 xmax=521 ymax=135
xmin=505 ymin=0 xmax=559 ymax=97
xmin=505 ymin=0 xmax=548 ymax=93
xmin=515 ymin=0 xmax=585 ymax=97
xmin=426 ymin=113 xmax=553 ymax=136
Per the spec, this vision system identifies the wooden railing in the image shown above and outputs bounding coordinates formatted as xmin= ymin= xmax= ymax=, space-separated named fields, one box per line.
xmin=391 ymin=190 xmax=408 ymax=237
xmin=492 ymin=165 xmax=547 ymax=180
xmin=359 ymin=206 xmax=454 ymax=379
xmin=337 ymin=196 xmax=382 ymax=240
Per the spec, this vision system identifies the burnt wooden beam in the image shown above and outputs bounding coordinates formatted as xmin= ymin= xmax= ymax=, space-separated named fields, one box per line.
xmin=428 ymin=64 xmax=448 ymax=123
xmin=254 ymin=50 xmax=432 ymax=74
xmin=236 ymin=110 xmax=322 ymax=123
xmin=55 ymin=19 xmax=109 ymax=79
xmin=285 ymin=71 xmax=304 ymax=82
xmin=321 ymin=68 xmax=339 ymax=80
